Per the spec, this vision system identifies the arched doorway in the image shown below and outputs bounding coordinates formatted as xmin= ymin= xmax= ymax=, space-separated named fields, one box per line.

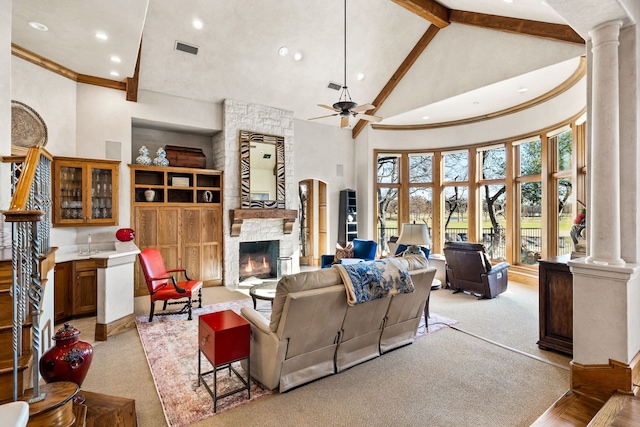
xmin=298 ymin=179 xmax=327 ymax=266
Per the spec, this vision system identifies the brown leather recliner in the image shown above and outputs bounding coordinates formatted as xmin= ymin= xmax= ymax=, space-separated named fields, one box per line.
xmin=443 ymin=242 xmax=509 ymax=299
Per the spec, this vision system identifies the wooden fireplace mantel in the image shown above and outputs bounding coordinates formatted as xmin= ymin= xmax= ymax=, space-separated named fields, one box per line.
xmin=230 ymin=209 xmax=298 ymax=237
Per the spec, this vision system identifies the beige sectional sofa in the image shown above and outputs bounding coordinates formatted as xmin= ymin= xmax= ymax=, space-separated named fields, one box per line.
xmin=240 ymin=255 xmax=436 ymax=392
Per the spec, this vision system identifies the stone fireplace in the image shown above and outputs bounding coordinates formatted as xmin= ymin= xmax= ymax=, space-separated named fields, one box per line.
xmin=212 ymin=99 xmax=299 ymax=287
xmin=239 ymin=240 xmax=279 ymax=282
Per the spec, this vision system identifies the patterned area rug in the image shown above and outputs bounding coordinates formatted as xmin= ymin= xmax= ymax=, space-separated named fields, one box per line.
xmin=135 ymin=298 xmax=456 ymax=427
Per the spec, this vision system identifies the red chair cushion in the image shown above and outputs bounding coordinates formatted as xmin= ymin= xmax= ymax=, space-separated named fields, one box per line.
xmin=150 ymin=280 xmax=203 ymax=302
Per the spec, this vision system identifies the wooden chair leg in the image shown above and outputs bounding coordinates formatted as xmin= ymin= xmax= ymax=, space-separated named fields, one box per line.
xmin=197 ymin=288 xmax=202 ymax=308
xmin=163 ymin=301 xmax=168 ymax=310
xmin=149 ymin=301 xmax=155 ymax=322
xmin=187 ymin=299 xmax=193 ymax=321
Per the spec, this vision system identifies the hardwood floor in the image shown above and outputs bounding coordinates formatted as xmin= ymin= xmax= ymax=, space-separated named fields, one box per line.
xmin=532 ymin=389 xmax=640 ymax=426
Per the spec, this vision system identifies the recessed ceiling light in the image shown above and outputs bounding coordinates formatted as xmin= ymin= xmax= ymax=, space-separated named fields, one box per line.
xmin=356 ymin=73 xmax=365 ymax=81
xmin=192 ymin=19 xmax=203 ymax=30
xmin=503 ymin=0 xmax=514 ymax=3
xmin=473 ymin=101 xmax=480 ymax=105
xmin=293 ymin=52 xmax=303 ymax=61
xmin=95 ymin=32 xmax=108 ymax=40
xmin=422 ymin=116 xmax=430 ymax=120
xmin=278 ymin=46 xmax=288 ymax=56
xmin=540 ymin=1 xmax=549 ymax=5
xmin=517 ymin=87 xmax=529 ymax=93
xmin=28 ymin=21 xmax=48 ymax=31
xmin=110 ymin=56 xmax=121 ymax=63
xmin=110 ymin=71 xmax=119 ymax=77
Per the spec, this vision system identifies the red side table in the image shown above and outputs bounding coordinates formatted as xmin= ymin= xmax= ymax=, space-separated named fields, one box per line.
xmin=197 ymin=310 xmax=250 ymax=412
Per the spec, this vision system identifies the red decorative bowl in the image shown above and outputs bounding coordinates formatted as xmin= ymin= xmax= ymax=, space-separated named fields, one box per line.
xmin=116 ymin=228 xmax=135 ymax=242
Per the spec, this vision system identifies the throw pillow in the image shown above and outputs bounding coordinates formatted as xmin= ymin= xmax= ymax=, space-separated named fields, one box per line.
xmin=333 ymin=242 xmax=354 ymax=264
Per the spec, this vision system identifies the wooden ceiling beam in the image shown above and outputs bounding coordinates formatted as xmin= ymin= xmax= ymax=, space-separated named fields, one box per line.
xmin=391 ymin=0 xmax=450 ymax=28
xmin=126 ymin=40 xmax=142 ymax=102
xmin=352 ymin=25 xmax=440 ymax=139
xmin=449 ymin=10 xmax=584 ymax=45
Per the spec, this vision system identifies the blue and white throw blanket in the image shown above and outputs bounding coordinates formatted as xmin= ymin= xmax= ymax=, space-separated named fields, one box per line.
xmin=334 ymin=258 xmax=415 ymax=306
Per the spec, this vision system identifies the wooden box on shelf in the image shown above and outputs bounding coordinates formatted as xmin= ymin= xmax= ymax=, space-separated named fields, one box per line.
xmin=52 ymin=157 xmax=120 ymax=227
xmin=164 ymin=145 xmax=206 ymax=168
xmin=129 ymin=164 xmax=224 ymax=296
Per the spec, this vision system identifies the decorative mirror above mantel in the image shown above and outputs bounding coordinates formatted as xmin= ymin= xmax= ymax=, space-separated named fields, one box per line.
xmin=232 ymin=130 xmax=297 ymax=237
xmin=240 ymin=130 xmax=285 ymax=209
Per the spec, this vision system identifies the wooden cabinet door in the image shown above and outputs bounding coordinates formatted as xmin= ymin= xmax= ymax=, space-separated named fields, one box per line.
xmin=182 ymin=208 xmax=202 ymax=280
xmin=54 ymin=262 xmax=73 ymax=322
xmin=158 ymin=207 xmax=180 ymax=275
xmin=133 ymin=207 xmax=158 ymax=296
xmin=53 ymin=157 xmax=120 ymax=227
xmin=73 ymin=260 xmax=97 ymax=316
xmin=74 ymin=269 xmax=97 ymax=315
xmin=201 ymin=206 xmax=222 ymax=284
xmin=133 ymin=206 xmax=180 ymax=296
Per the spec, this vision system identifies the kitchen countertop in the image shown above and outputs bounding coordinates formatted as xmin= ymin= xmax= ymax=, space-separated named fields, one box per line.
xmin=55 ymin=242 xmax=140 ymax=264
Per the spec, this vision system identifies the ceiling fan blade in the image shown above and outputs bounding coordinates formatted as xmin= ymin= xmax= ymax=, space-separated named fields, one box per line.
xmin=356 ymin=113 xmax=383 ymax=122
xmin=352 ymin=103 xmax=375 ymax=113
xmin=318 ymin=104 xmax=339 ymax=112
xmin=308 ymin=113 xmax=338 ymax=120
xmin=341 ymin=116 xmax=349 ymax=128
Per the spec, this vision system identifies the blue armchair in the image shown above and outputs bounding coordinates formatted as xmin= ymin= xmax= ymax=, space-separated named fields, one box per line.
xmin=321 ymin=239 xmax=378 ymax=268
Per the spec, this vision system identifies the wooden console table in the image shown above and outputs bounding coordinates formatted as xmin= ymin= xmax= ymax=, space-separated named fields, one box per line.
xmin=538 ymin=255 xmax=573 ymax=356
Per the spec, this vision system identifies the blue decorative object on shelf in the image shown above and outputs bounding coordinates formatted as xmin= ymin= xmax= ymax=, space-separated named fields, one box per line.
xmin=136 ymin=145 xmax=152 ymax=165
xmin=153 ymin=147 xmax=170 ymax=166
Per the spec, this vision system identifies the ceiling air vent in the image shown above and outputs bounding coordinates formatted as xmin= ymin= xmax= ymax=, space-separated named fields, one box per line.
xmin=175 ymin=41 xmax=198 ymax=55
xmin=328 ymin=81 xmax=342 ymax=91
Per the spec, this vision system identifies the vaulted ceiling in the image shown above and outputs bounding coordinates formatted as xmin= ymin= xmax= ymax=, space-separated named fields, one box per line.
xmin=11 ymin=0 xmax=587 ymax=136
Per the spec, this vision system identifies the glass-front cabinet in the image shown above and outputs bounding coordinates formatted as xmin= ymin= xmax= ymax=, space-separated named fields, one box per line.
xmin=53 ymin=157 xmax=120 ymax=226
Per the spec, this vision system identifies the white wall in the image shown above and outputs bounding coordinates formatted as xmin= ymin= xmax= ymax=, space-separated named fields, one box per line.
xmin=293 ymin=119 xmax=355 ymax=250
xmin=0 ymin=0 xmax=11 ymax=213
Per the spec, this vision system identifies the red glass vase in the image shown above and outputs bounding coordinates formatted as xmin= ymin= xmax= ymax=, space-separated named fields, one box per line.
xmin=116 ymin=228 xmax=135 ymax=242
xmin=40 ymin=323 xmax=93 ymax=388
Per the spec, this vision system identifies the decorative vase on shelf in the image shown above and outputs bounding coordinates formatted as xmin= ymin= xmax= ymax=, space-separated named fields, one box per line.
xmin=153 ymin=147 xmax=170 ymax=166
xmin=144 ymin=189 xmax=156 ymax=202
xmin=40 ymin=323 xmax=93 ymax=396
xmin=135 ymin=145 xmax=152 ymax=165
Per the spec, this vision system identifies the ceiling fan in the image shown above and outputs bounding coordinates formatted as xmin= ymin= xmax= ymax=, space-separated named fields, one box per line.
xmin=309 ymin=0 xmax=383 ymax=128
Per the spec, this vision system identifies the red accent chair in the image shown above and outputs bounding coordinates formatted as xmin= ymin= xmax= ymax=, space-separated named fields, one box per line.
xmin=138 ymin=247 xmax=203 ymax=321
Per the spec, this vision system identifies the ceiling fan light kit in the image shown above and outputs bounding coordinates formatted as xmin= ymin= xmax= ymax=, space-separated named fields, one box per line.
xmin=309 ymin=0 xmax=382 ymax=128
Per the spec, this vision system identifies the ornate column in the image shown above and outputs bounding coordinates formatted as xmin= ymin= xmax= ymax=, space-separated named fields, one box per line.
xmin=586 ymin=20 xmax=624 ymax=265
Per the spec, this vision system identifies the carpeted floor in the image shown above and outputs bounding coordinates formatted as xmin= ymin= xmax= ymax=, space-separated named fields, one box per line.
xmin=135 ymin=300 xmax=270 ymax=427
xmin=135 ymin=297 xmax=457 ymax=427
xmin=81 ymin=282 xmax=570 ymax=427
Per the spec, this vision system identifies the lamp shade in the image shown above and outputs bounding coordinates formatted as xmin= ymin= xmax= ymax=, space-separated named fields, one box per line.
xmin=398 ymin=223 xmax=431 ymax=247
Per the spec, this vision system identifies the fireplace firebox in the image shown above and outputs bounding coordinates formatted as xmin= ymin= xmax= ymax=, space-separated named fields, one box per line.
xmin=239 ymin=240 xmax=280 ymax=282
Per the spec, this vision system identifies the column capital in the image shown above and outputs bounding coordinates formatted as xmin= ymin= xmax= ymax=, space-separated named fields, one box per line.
xmin=589 ymin=20 xmax=623 ymax=46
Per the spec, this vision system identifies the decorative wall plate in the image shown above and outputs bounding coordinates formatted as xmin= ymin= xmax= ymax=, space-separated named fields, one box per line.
xmin=11 ymin=100 xmax=48 ymax=148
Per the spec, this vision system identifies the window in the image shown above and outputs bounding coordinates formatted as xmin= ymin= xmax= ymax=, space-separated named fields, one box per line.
xmin=443 ymin=151 xmax=468 ymax=182
xmin=551 ymin=129 xmax=574 ymax=255
xmin=373 ymin=118 xmax=586 ymax=267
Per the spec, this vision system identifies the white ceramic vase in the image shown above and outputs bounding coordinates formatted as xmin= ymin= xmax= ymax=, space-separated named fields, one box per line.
xmin=144 ymin=189 xmax=155 ymax=202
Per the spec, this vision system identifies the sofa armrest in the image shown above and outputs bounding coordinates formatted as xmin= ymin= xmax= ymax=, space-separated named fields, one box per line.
xmin=240 ymin=306 xmax=288 ymax=390
xmin=240 ymin=306 xmax=271 ymax=334
xmin=487 ymin=262 xmax=510 ymax=276
xmin=481 ymin=262 xmax=509 ymax=298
